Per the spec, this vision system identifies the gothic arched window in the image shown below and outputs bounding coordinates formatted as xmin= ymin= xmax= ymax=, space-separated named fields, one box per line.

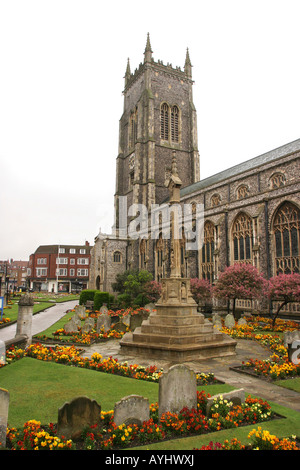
xmin=232 ymin=213 xmax=253 ymax=263
xmin=155 ymin=234 xmax=164 ymax=281
xmin=273 ymin=202 xmax=300 ymax=275
xmin=201 ymin=221 xmax=215 ymax=282
xmin=270 ymin=172 xmax=286 ymax=189
xmin=171 ymin=105 xmax=179 ymax=142
xmin=113 ymin=251 xmax=122 ymax=263
xmin=161 ymin=103 xmax=169 ymax=140
xmin=139 ymin=239 xmax=147 ymax=269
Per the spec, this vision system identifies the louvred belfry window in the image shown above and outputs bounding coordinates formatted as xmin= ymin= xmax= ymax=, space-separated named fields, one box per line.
xmin=171 ymin=105 xmax=179 ymax=142
xmin=161 ymin=103 xmax=169 ymax=140
xmin=273 ymin=202 xmax=300 ymax=275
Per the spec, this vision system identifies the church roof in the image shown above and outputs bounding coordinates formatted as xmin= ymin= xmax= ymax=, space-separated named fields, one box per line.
xmin=181 ymin=138 xmax=300 ymax=198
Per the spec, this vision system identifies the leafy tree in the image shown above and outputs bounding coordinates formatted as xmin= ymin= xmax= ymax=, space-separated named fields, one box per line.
xmin=265 ymin=273 xmax=300 ymax=328
xmin=213 ymin=263 xmax=265 ymax=319
xmin=190 ymin=278 xmax=212 ymax=304
xmin=143 ymin=280 xmax=162 ymax=303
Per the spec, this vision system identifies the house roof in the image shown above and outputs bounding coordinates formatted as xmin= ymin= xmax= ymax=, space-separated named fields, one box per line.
xmin=180 ymin=138 xmax=300 ymax=198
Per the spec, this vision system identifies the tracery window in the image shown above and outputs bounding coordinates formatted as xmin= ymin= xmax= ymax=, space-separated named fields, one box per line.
xmin=211 ymin=194 xmax=221 ymax=207
xmin=236 ymin=184 xmax=249 ymax=200
xmin=273 ymin=202 xmax=300 ymax=275
xmin=171 ymin=105 xmax=179 ymax=142
xmin=232 ymin=213 xmax=253 ymax=263
xmin=270 ymin=172 xmax=286 ymax=189
xmin=113 ymin=251 xmax=122 ymax=263
xmin=201 ymin=221 xmax=215 ymax=282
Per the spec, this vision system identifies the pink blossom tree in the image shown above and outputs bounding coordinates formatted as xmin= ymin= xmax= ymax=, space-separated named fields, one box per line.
xmin=213 ymin=263 xmax=265 ymax=319
xmin=265 ymin=273 xmax=300 ymax=328
xmin=143 ymin=280 xmax=162 ymax=303
xmin=190 ymin=278 xmax=212 ymax=305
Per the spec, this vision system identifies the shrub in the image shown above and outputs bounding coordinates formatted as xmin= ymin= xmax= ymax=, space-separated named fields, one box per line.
xmin=79 ymin=289 xmax=100 ymax=305
xmin=94 ymin=292 xmax=110 ymax=311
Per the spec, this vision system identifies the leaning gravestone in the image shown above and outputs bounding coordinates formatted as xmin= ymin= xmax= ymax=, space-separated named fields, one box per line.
xmin=96 ymin=314 xmax=111 ymax=333
xmin=64 ymin=319 xmax=79 ymax=334
xmin=206 ymin=389 xmax=245 ymax=416
xmin=57 ymin=396 xmax=101 ymax=441
xmin=99 ymin=304 xmax=109 ymax=315
xmin=224 ymin=313 xmax=235 ymax=329
xmin=114 ymin=395 xmax=150 ymax=426
xmin=0 ymin=388 xmax=9 ymax=449
xmin=158 ymin=364 xmax=197 ymax=418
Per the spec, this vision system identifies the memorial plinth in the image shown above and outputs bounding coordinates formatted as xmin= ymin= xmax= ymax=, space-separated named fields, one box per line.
xmin=120 ymin=150 xmax=237 ymax=362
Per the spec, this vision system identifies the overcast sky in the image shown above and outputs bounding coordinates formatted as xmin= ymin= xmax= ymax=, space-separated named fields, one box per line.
xmin=0 ymin=0 xmax=299 ymax=260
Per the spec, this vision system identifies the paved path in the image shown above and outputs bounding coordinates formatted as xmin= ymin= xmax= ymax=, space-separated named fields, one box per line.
xmin=0 ymin=300 xmax=78 ymax=342
xmin=1 ymin=303 xmax=300 ymax=413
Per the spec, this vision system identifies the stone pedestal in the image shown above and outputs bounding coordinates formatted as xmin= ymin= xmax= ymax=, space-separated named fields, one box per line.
xmin=15 ymin=294 xmax=34 ymax=346
xmin=120 ymin=277 xmax=237 ymax=362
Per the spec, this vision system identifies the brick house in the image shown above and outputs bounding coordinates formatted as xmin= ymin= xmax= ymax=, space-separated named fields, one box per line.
xmin=28 ymin=242 xmax=91 ymax=293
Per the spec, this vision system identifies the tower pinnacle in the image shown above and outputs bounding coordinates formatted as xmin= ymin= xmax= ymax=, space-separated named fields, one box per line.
xmin=144 ymin=32 xmax=153 ymax=63
xmin=184 ymin=48 xmax=192 ymax=78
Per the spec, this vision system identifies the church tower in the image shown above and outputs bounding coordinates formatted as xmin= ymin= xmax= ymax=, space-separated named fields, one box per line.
xmin=114 ymin=34 xmax=200 ymax=231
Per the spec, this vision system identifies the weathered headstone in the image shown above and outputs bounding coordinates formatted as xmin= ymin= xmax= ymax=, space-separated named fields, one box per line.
xmin=96 ymin=314 xmax=111 ymax=333
xmin=206 ymin=389 xmax=245 ymax=416
xmin=57 ymin=396 xmax=101 ymax=441
xmin=0 ymin=388 xmax=9 ymax=448
xmin=114 ymin=395 xmax=149 ymax=426
xmin=158 ymin=364 xmax=197 ymax=418
xmin=75 ymin=305 xmax=86 ymax=319
xmin=237 ymin=317 xmax=247 ymax=326
xmin=130 ymin=310 xmax=149 ymax=331
xmin=64 ymin=319 xmax=79 ymax=334
xmin=82 ymin=317 xmax=95 ymax=333
xmin=122 ymin=313 xmax=131 ymax=327
xmin=144 ymin=303 xmax=156 ymax=312
xmin=212 ymin=313 xmax=222 ymax=329
xmin=224 ymin=313 xmax=235 ymax=329
xmin=113 ymin=321 xmax=128 ymax=333
xmin=72 ymin=314 xmax=81 ymax=326
xmin=99 ymin=304 xmax=109 ymax=315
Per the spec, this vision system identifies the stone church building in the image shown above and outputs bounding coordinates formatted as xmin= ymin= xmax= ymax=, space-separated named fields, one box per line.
xmin=89 ymin=35 xmax=300 ymax=314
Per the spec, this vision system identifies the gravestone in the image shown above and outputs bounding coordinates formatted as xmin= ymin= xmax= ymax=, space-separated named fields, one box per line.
xmin=114 ymin=395 xmax=149 ymax=426
xmin=64 ymin=319 xmax=79 ymax=334
xmin=130 ymin=310 xmax=149 ymax=331
xmin=72 ymin=314 xmax=81 ymax=327
xmin=144 ymin=303 xmax=156 ymax=312
xmin=122 ymin=314 xmax=131 ymax=327
xmin=99 ymin=304 xmax=109 ymax=315
xmin=82 ymin=318 xmax=95 ymax=333
xmin=284 ymin=330 xmax=300 ymax=363
xmin=212 ymin=313 xmax=222 ymax=329
xmin=0 ymin=388 xmax=9 ymax=448
xmin=57 ymin=396 xmax=101 ymax=441
xmin=158 ymin=364 xmax=197 ymax=418
xmin=224 ymin=313 xmax=235 ymax=329
xmin=96 ymin=314 xmax=111 ymax=333
xmin=113 ymin=321 xmax=128 ymax=333
xmin=206 ymin=389 xmax=245 ymax=416
xmin=75 ymin=305 xmax=86 ymax=319
xmin=237 ymin=317 xmax=247 ymax=326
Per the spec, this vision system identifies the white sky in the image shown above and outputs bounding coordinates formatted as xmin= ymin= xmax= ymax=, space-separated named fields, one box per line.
xmin=0 ymin=0 xmax=299 ymax=260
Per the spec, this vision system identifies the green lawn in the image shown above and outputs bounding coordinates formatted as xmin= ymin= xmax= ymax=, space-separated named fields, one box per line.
xmin=1 ymin=356 xmax=300 ymax=450
xmin=2 ymin=294 xmax=79 ymax=324
xmin=0 ymin=357 xmax=232 ymax=428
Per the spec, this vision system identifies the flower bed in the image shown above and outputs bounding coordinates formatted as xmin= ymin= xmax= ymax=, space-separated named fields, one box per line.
xmin=6 ymin=393 xmax=280 ymax=451
xmin=220 ymin=317 xmax=300 ymax=381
